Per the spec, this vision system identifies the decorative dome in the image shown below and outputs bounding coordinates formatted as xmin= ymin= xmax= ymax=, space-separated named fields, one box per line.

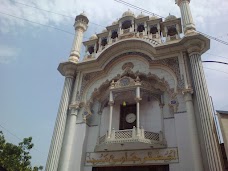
xmin=165 ymin=14 xmax=177 ymax=21
xmin=76 ymin=12 xmax=89 ymax=24
xmin=137 ymin=13 xmax=145 ymax=19
xmin=122 ymin=9 xmax=135 ymax=17
xmin=102 ymin=28 xmax=107 ymax=33
xmin=112 ymin=20 xmax=118 ymax=25
xmin=89 ymin=34 xmax=98 ymax=40
xmin=149 ymin=16 xmax=158 ymax=20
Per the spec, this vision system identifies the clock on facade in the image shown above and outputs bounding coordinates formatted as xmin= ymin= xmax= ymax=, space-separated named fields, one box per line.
xmin=125 ymin=113 xmax=136 ymax=123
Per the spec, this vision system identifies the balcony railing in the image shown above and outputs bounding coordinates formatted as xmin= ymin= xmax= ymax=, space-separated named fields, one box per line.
xmin=95 ymin=127 xmax=166 ymax=151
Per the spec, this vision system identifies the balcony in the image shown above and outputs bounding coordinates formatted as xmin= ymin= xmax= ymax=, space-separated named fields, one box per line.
xmin=95 ymin=127 xmax=166 ymax=152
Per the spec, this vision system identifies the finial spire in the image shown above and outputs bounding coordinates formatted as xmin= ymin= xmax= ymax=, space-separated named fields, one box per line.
xmin=68 ymin=13 xmax=89 ymax=63
xmin=175 ymin=0 xmax=195 ymax=34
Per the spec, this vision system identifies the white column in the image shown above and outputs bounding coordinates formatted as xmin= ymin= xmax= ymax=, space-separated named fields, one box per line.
xmin=189 ymin=52 xmax=223 ymax=171
xmin=58 ymin=102 xmax=80 ymax=171
xmin=69 ymin=28 xmax=84 ymax=59
xmin=176 ymin=0 xmax=195 ymax=34
xmin=108 ymin=91 xmax=114 ymax=138
xmin=159 ymin=103 xmax=165 ymax=134
xmin=136 ymin=87 xmax=141 ymax=136
xmin=45 ymin=74 xmax=75 ymax=171
xmin=183 ymin=89 xmax=203 ymax=171
xmin=69 ymin=14 xmax=88 ymax=63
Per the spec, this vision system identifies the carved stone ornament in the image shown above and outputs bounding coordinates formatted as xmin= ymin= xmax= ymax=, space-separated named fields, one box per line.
xmin=79 ymin=52 xmax=183 ymax=102
xmin=182 ymin=88 xmax=193 ymax=95
xmin=69 ymin=101 xmax=83 ymax=110
xmin=84 ymin=99 xmax=93 ymax=117
xmin=122 ymin=62 xmax=134 ymax=70
xmin=110 ymin=76 xmax=140 ymax=89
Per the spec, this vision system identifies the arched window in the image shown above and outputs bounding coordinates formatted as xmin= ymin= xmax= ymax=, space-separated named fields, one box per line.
xmin=111 ymin=30 xmax=118 ymax=39
xmin=167 ymin=26 xmax=177 ymax=36
xmin=137 ymin=24 xmax=145 ymax=32
xmin=150 ymin=26 xmax=158 ymax=34
xmin=101 ymin=38 xmax=107 ymax=46
xmin=122 ymin=20 xmax=132 ymax=29
xmin=88 ymin=46 xmax=94 ymax=54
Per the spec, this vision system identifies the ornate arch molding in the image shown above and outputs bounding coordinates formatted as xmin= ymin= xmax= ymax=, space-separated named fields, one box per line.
xmin=96 ymin=38 xmax=157 ymax=66
xmin=83 ymin=69 xmax=176 ymax=119
xmin=78 ymin=52 xmax=182 ymax=103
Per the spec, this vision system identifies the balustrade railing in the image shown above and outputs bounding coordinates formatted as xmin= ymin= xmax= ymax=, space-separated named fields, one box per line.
xmin=97 ymin=127 xmax=163 ymax=145
xmin=114 ymin=129 xmax=133 ymax=139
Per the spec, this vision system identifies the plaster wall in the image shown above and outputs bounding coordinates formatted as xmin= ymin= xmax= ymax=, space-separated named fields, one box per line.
xmin=218 ymin=113 xmax=228 ymax=157
xmin=174 ymin=112 xmax=195 ymax=171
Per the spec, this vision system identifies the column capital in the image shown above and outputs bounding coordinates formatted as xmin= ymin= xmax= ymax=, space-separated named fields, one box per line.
xmin=69 ymin=101 xmax=83 ymax=110
xmin=135 ymin=97 xmax=142 ymax=103
xmin=58 ymin=62 xmax=77 ymax=78
xmin=74 ymin=23 xmax=88 ymax=32
xmin=184 ymin=39 xmax=206 ymax=56
xmin=108 ymin=101 xmax=114 ymax=106
xmin=182 ymin=88 xmax=193 ymax=95
xmin=68 ymin=54 xmax=80 ymax=63
xmin=182 ymin=88 xmax=193 ymax=102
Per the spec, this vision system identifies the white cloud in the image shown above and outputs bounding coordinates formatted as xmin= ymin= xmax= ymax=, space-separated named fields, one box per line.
xmin=0 ymin=0 xmax=227 ymax=36
xmin=0 ymin=45 xmax=20 ymax=64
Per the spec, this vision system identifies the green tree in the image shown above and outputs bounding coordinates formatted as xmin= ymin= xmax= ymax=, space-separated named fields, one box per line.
xmin=0 ymin=131 xmax=43 ymax=171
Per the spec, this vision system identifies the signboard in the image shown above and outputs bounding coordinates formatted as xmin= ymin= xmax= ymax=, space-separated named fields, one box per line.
xmin=85 ymin=148 xmax=178 ymax=166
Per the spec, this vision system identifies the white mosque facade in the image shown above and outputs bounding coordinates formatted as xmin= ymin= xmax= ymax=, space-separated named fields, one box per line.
xmin=45 ymin=0 xmax=224 ymax=171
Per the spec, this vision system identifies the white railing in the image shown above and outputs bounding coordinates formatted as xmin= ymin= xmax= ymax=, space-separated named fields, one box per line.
xmin=144 ymin=131 xmax=159 ymax=141
xmin=97 ymin=127 xmax=164 ymax=145
xmin=115 ymin=129 xmax=133 ymax=139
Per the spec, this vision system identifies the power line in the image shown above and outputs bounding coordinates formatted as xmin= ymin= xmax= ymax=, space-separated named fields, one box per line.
xmin=202 ymin=61 xmax=228 ymax=65
xmin=0 ymin=122 xmax=47 ymax=159
xmin=114 ymin=0 xmax=163 ymax=18
xmin=197 ymin=31 xmax=228 ymax=46
xmin=8 ymin=0 xmax=106 ymax=28
xmin=203 ymin=66 xmax=228 ymax=75
xmin=205 ymin=52 xmax=228 ymax=60
xmin=0 ymin=123 xmax=22 ymax=141
xmin=114 ymin=0 xmax=228 ymax=46
xmin=0 ymin=11 xmax=75 ymax=35
xmin=10 ymin=0 xmax=73 ymax=19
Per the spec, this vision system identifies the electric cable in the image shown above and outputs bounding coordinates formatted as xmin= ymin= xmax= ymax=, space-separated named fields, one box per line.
xmin=0 ymin=122 xmax=46 ymax=160
xmin=114 ymin=0 xmax=228 ymax=46
xmin=202 ymin=61 xmax=228 ymax=65
xmin=0 ymin=11 xmax=75 ymax=35
xmin=6 ymin=0 xmax=106 ymax=28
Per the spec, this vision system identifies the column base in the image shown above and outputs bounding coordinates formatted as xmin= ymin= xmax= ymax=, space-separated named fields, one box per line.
xmin=68 ymin=55 xmax=79 ymax=63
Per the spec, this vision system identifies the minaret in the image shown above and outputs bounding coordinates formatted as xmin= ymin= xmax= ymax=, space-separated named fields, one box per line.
xmin=176 ymin=1 xmax=224 ymax=170
xmin=175 ymin=0 xmax=195 ymax=34
xmin=45 ymin=13 xmax=88 ymax=171
xmin=69 ymin=13 xmax=89 ymax=63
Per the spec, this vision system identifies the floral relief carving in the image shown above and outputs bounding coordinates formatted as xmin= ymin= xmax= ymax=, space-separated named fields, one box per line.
xmin=79 ymin=52 xmax=183 ymax=111
xmin=122 ymin=62 xmax=134 ymax=70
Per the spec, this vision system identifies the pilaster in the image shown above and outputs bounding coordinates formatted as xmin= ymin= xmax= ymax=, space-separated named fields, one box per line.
xmin=187 ymin=47 xmax=223 ymax=171
xmin=58 ymin=101 xmax=82 ymax=171
xmin=182 ymin=88 xmax=203 ymax=171
xmin=45 ymin=70 xmax=76 ymax=171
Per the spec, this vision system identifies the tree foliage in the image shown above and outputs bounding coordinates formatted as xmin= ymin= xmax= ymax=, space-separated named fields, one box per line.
xmin=0 ymin=131 xmax=43 ymax=171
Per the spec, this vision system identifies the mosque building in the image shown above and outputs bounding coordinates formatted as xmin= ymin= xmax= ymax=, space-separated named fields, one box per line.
xmin=45 ymin=0 xmax=224 ymax=170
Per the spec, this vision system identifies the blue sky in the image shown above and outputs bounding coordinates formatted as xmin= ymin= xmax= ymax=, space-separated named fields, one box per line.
xmin=0 ymin=0 xmax=228 ymax=168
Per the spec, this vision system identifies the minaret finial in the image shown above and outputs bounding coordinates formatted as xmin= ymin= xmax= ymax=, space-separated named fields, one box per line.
xmin=175 ymin=0 xmax=195 ymax=34
xmin=68 ymin=13 xmax=89 ymax=63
